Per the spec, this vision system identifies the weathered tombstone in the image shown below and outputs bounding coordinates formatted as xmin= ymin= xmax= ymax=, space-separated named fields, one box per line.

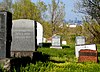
xmin=0 ymin=11 xmax=12 ymax=59
xmin=43 ymin=38 xmax=46 ymax=43
xmin=11 ymin=19 xmax=37 ymax=57
xmin=50 ymin=35 xmax=62 ymax=49
xmin=62 ymin=41 xmax=67 ymax=45
xmin=78 ymin=49 xmax=98 ymax=63
xmin=75 ymin=36 xmax=86 ymax=57
xmin=75 ymin=36 xmax=85 ymax=45
xmin=37 ymin=22 xmax=43 ymax=46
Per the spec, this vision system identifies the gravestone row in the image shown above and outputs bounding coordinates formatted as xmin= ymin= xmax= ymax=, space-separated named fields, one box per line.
xmin=0 ymin=11 xmax=44 ymax=58
xmin=75 ymin=36 xmax=98 ymax=62
xmin=0 ymin=11 xmax=98 ymax=63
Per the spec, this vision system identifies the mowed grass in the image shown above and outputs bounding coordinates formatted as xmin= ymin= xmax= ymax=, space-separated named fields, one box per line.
xmin=36 ymin=44 xmax=100 ymax=72
xmin=12 ymin=44 xmax=100 ymax=72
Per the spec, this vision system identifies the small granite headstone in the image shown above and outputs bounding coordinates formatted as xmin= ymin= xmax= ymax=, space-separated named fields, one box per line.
xmin=50 ymin=35 xmax=62 ymax=49
xmin=78 ymin=49 xmax=98 ymax=63
xmin=11 ymin=19 xmax=37 ymax=57
xmin=75 ymin=36 xmax=85 ymax=45
xmin=0 ymin=11 xmax=12 ymax=58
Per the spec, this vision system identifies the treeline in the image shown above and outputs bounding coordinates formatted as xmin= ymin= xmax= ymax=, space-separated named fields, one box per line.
xmin=0 ymin=0 xmax=100 ymax=44
xmin=0 ymin=0 xmax=65 ymax=38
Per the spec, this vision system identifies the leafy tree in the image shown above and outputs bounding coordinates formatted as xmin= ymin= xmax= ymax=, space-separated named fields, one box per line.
xmin=0 ymin=0 xmax=12 ymax=12
xmin=12 ymin=0 xmax=41 ymax=21
xmin=76 ymin=0 xmax=100 ymax=24
xmin=83 ymin=21 xmax=100 ymax=43
xmin=75 ymin=0 xmax=100 ymax=43
xmin=48 ymin=0 xmax=65 ymax=35
xmin=42 ymin=21 xmax=52 ymax=38
xmin=36 ymin=0 xmax=47 ymax=20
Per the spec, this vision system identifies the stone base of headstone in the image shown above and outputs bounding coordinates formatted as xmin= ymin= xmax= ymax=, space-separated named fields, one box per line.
xmin=78 ymin=49 xmax=98 ymax=63
xmin=50 ymin=46 xmax=62 ymax=49
xmin=11 ymin=51 xmax=33 ymax=58
xmin=0 ymin=58 xmax=11 ymax=71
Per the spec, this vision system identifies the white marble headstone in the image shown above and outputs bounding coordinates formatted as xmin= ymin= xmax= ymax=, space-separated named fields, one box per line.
xmin=50 ymin=35 xmax=62 ymax=49
xmin=37 ymin=22 xmax=43 ymax=45
xmin=62 ymin=41 xmax=67 ymax=45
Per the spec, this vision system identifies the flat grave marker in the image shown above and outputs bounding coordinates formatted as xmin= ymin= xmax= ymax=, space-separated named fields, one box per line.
xmin=78 ymin=49 xmax=98 ymax=63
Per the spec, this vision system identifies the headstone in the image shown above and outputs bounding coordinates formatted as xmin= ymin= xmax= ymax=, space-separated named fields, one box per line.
xmin=0 ymin=11 xmax=12 ymax=58
xmin=78 ymin=49 xmax=98 ymax=63
xmin=62 ymin=41 xmax=67 ymax=45
xmin=75 ymin=36 xmax=85 ymax=45
xmin=37 ymin=22 xmax=43 ymax=46
xmin=11 ymin=19 xmax=37 ymax=57
xmin=43 ymin=38 xmax=46 ymax=43
xmin=50 ymin=35 xmax=62 ymax=49
xmin=75 ymin=44 xmax=96 ymax=57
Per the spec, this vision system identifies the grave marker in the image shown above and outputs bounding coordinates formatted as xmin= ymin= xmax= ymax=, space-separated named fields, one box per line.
xmin=50 ymin=35 xmax=62 ymax=49
xmin=11 ymin=19 xmax=37 ymax=57
xmin=62 ymin=41 xmax=67 ymax=45
xmin=78 ymin=49 xmax=98 ymax=63
xmin=37 ymin=22 xmax=43 ymax=46
xmin=75 ymin=44 xmax=96 ymax=57
xmin=0 ymin=11 xmax=12 ymax=58
xmin=75 ymin=36 xmax=85 ymax=45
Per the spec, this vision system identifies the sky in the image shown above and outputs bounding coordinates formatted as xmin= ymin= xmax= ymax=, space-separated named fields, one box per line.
xmin=32 ymin=0 xmax=85 ymax=21
xmin=0 ymin=0 xmax=85 ymax=21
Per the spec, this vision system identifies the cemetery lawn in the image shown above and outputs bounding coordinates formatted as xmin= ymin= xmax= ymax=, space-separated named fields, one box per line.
xmin=14 ymin=44 xmax=100 ymax=72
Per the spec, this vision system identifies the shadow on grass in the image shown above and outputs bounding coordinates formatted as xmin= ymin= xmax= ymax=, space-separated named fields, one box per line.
xmin=10 ymin=57 xmax=31 ymax=72
xmin=62 ymin=46 xmax=70 ymax=49
xmin=97 ymin=52 xmax=100 ymax=63
xmin=32 ymin=52 xmax=50 ymax=63
xmin=49 ymin=60 xmax=65 ymax=63
xmin=10 ymin=52 xmax=50 ymax=72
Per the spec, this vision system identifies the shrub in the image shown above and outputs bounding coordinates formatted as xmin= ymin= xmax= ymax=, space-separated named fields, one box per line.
xmin=39 ymin=43 xmax=51 ymax=48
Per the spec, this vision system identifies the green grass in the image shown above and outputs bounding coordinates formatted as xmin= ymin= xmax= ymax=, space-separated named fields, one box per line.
xmin=13 ymin=44 xmax=100 ymax=72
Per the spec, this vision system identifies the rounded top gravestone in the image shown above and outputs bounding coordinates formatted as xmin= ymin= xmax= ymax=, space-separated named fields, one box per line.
xmin=37 ymin=22 xmax=43 ymax=46
xmin=52 ymin=35 xmax=61 ymax=47
xmin=11 ymin=19 xmax=36 ymax=51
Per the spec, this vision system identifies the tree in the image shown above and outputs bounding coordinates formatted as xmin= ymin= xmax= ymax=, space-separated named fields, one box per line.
xmin=12 ymin=0 xmax=41 ymax=21
xmin=83 ymin=21 xmax=100 ymax=43
xmin=75 ymin=0 xmax=100 ymax=43
xmin=0 ymin=0 xmax=12 ymax=12
xmin=48 ymin=0 xmax=65 ymax=35
xmin=36 ymin=0 xmax=47 ymax=21
xmin=76 ymin=0 xmax=100 ymax=24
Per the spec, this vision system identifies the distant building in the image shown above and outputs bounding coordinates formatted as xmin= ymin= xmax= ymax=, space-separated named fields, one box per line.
xmin=66 ymin=19 xmax=83 ymax=28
